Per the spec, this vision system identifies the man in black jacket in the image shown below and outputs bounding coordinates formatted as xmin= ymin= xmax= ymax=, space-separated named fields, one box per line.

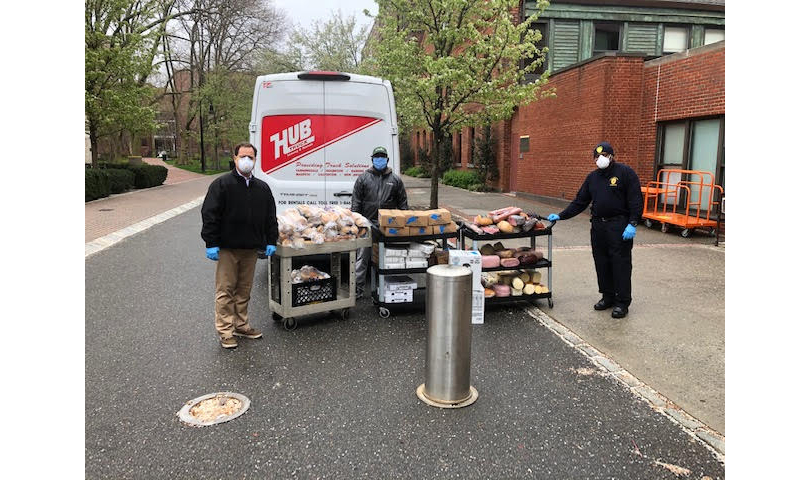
xmin=547 ymin=142 xmax=643 ymax=318
xmin=201 ymin=142 xmax=279 ymax=348
xmin=351 ymin=146 xmax=409 ymax=296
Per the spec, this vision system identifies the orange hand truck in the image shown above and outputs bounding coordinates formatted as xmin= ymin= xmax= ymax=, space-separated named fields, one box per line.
xmin=641 ymin=169 xmax=724 ymax=239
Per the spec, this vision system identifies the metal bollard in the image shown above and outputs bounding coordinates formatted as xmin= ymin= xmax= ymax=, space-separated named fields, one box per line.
xmin=416 ymin=264 xmax=479 ymax=408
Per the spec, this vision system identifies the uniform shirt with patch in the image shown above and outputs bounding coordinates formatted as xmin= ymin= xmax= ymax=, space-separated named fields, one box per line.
xmin=558 ymin=162 xmax=643 ymax=223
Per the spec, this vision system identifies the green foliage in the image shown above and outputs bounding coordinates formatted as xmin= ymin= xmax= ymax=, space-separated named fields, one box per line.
xmin=437 ymin=134 xmax=454 ymax=176
xmin=198 ymin=68 xmax=255 ymax=149
xmin=367 ymin=0 xmax=554 ymax=207
xmin=404 ymin=166 xmax=430 ymax=178
xmin=442 ymin=169 xmax=483 ymax=190
xmin=288 ymin=10 xmax=368 ymax=72
xmin=128 ymin=164 xmax=168 ymax=188
xmin=85 ymin=169 xmax=111 ymax=201
xmin=85 ymin=0 xmax=172 ymax=159
xmin=474 ymin=125 xmax=499 ymax=186
xmin=106 ymin=168 xmax=136 ymax=194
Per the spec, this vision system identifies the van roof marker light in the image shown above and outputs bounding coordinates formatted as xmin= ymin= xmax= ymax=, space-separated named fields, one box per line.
xmin=298 ymin=71 xmax=351 ymax=81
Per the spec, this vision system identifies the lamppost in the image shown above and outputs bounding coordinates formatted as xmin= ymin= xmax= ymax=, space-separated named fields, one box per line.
xmin=199 ymin=100 xmax=205 ymax=173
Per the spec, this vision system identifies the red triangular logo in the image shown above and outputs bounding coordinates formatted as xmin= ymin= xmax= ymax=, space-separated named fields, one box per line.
xmin=260 ymin=115 xmax=381 ymax=174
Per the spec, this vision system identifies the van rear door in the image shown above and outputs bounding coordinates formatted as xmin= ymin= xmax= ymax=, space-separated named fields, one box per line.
xmin=255 ymin=78 xmax=326 ymax=208
xmin=323 ymin=81 xmax=394 ymax=208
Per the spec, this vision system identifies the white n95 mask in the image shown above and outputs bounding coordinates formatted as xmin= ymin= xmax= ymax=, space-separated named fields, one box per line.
xmin=595 ymin=155 xmax=610 ymax=169
xmin=237 ymin=156 xmax=255 ymax=173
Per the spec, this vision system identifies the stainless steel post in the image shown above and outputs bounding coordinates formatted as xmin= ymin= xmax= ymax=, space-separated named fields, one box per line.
xmin=416 ymin=265 xmax=478 ymax=408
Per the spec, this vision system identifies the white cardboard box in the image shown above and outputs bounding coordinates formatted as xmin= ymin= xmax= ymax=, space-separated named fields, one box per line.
xmin=448 ymin=250 xmax=484 ymax=324
xmin=384 ymin=290 xmax=414 ymax=303
xmin=405 ymin=259 xmax=429 ymax=268
xmin=384 ymin=275 xmax=417 ymax=292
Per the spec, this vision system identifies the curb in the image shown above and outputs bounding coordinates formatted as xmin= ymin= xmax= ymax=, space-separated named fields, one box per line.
xmin=523 ymin=305 xmax=726 ymax=462
xmin=85 ymin=196 xmax=205 ymax=258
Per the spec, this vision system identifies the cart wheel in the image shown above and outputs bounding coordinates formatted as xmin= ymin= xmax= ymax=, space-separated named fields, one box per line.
xmin=644 ymin=219 xmax=654 ymax=229
xmin=283 ymin=317 xmax=297 ymax=331
xmin=379 ymin=307 xmax=390 ymax=319
xmin=680 ymin=228 xmax=692 ymax=238
xmin=548 ymin=297 xmax=554 ymax=308
xmin=340 ymin=308 xmax=350 ymax=321
xmin=661 ymin=223 xmax=669 ymax=234
xmin=272 ymin=312 xmax=282 ymax=323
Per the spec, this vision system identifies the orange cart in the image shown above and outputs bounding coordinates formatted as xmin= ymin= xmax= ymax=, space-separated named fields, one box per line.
xmin=641 ymin=169 xmax=724 ymax=238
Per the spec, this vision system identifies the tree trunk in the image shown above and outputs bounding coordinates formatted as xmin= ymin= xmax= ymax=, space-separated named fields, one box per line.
xmin=89 ymin=123 xmax=99 ymax=169
xmin=430 ymin=132 xmax=440 ymax=209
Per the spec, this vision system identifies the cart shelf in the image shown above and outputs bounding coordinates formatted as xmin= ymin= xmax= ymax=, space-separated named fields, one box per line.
xmin=370 ymin=225 xmax=459 ymax=318
xmin=269 ymin=237 xmax=370 ymax=331
xmin=486 ymin=292 xmax=552 ymax=304
xmin=460 ymin=219 xmax=556 ymax=309
xmin=482 ymin=258 xmax=551 ymax=272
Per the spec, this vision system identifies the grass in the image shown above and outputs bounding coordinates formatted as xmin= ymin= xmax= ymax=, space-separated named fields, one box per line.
xmin=166 ymin=157 xmax=231 ymax=175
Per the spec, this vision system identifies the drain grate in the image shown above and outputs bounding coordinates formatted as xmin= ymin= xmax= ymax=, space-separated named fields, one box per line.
xmin=176 ymin=392 xmax=250 ymax=427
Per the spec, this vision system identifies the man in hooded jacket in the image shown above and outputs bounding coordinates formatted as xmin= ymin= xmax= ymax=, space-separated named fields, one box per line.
xmin=351 ymin=146 xmax=409 ymax=296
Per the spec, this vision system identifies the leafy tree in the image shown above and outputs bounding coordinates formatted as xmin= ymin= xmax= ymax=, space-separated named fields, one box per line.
xmin=367 ymin=0 xmax=554 ymax=208
xmin=265 ymin=10 xmax=369 ymax=73
xmin=85 ymin=0 xmax=180 ymax=167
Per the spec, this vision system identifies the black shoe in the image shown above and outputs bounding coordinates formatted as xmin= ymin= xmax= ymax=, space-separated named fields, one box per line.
xmin=611 ymin=306 xmax=628 ymax=318
xmin=594 ymin=298 xmax=614 ymax=310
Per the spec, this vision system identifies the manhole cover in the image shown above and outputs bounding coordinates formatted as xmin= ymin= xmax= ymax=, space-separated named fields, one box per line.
xmin=98 ymin=208 xmax=114 ymax=212
xmin=176 ymin=392 xmax=250 ymax=427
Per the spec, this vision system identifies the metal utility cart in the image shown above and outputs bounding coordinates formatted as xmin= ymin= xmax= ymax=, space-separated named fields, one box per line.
xmin=269 ymin=236 xmax=371 ymax=330
xmin=459 ymin=217 xmax=556 ymax=308
xmin=370 ymin=226 xmax=459 ymax=318
xmin=642 ymin=168 xmax=724 ymax=239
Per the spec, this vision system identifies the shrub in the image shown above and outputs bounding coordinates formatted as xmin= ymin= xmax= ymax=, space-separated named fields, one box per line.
xmin=474 ymin=125 xmax=499 ymax=186
xmin=400 ymin=137 xmax=415 ymax=170
xmin=107 ymin=168 xmax=135 ymax=194
xmin=442 ymin=169 xmax=483 ymax=190
xmin=85 ymin=169 xmax=110 ymax=201
xmin=129 ymin=164 xmax=168 ymax=189
xmin=404 ymin=165 xmax=430 ymax=178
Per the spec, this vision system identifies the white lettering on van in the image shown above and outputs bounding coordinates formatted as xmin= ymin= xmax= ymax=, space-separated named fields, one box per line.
xmin=270 ymin=119 xmax=314 ymax=159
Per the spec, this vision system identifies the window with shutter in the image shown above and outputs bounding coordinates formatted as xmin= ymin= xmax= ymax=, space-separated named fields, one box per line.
xmin=625 ymin=23 xmax=658 ymax=55
xmin=552 ymin=20 xmax=580 ymax=71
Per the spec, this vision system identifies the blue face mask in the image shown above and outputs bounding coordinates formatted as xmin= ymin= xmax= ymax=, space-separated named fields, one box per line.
xmin=372 ymin=156 xmax=388 ymax=171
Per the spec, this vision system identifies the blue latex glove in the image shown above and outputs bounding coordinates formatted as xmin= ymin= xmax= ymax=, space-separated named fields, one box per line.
xmin=622 ymin=224 xmax=636 ymax=241
xmin=206 ymin=246 xmax=220 ymax=261
xmin=266 ymin=245 xmax=276 ymax=257
xmin=547 ymin=214 xmax=560 ymax=222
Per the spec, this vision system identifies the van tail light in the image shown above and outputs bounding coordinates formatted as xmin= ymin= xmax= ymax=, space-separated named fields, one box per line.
xmin=298 ymin=71 xmax=350 ymax=81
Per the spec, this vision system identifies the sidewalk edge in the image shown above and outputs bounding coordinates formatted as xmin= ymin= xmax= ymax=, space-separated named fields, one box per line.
xmin=523 ymin=305 xmax=726 ymax=462
xmin=85 ymin=196 xmax=204 ymax=258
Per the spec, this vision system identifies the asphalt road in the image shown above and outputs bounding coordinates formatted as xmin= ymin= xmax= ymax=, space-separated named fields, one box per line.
xmin=85 ymin=207 xmax=724 ymax=479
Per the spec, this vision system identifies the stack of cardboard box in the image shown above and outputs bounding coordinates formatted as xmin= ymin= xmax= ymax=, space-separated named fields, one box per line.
xmin=382 ymin=275 xmax=417 ymax=303
xmin=378 ymin=208 xmax=458 ymax=237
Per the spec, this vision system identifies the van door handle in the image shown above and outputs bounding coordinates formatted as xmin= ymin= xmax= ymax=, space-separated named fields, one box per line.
xmin=333 ymin=191 xmax=353 ymax=197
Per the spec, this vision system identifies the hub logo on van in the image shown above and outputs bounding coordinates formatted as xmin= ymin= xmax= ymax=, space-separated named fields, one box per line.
xmin=270 ymin=119 xmax=314 ymax=159
xmin=261 ymin=114 xmax=382 ymax=174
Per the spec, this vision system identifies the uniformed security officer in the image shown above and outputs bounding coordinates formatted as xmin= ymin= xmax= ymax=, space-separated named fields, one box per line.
xmin=351 ymin=146 xmax=409 ymax=297
xmin=547 ymin=142 xmax=643 ymax=318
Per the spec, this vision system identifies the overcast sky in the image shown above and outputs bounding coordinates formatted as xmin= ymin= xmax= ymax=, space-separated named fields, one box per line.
xmin=274 ymin=0 xmax=378 ymax=31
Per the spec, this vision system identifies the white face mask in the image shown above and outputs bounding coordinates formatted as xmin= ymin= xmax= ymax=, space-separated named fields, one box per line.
xmin=237 ymin=156 xmax=255 ymax=174
xmin=595 ymin=155 xmax=611 ymax=169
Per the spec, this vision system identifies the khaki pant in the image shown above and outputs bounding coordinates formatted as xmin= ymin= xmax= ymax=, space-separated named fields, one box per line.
xmin=215 ymin=248 xmax=258 ymax=340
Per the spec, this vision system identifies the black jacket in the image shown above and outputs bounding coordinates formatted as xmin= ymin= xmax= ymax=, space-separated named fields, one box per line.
xmin=351 ymin=167 xmax=409 ymax=226
xmin=559 ymin=162 xmax=643 ymax=224
xmin=201 ymin=170 xmax=279 ymax=249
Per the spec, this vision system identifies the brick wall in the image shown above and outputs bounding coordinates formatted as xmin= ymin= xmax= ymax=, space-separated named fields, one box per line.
xmin=511 ymin=43 xmax=724 ymax=200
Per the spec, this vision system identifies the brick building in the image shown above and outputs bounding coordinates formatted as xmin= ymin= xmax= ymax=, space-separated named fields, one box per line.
xmin=405 ymin=0 xmax=725 ymax=215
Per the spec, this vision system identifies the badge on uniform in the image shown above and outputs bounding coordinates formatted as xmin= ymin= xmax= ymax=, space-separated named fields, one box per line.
xmin=609 ymin=176 xmax=618 ymax=187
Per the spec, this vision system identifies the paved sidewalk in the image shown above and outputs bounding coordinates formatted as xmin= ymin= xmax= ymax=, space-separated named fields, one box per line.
xmin=85 ymin=159 xmax=218 ymax=243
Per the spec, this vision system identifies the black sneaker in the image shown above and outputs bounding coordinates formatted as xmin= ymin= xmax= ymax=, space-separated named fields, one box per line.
xmin=611 ymin=306 xmax=628 ymax=318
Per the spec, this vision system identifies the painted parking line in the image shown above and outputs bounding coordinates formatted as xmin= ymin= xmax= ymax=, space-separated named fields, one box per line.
xmin=85 ymin=196 xmax=204 ymax=258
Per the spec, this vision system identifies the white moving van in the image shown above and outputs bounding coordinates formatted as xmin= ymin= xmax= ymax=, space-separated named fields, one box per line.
xmin=249 ymin=71 xmax=400 ymax=211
